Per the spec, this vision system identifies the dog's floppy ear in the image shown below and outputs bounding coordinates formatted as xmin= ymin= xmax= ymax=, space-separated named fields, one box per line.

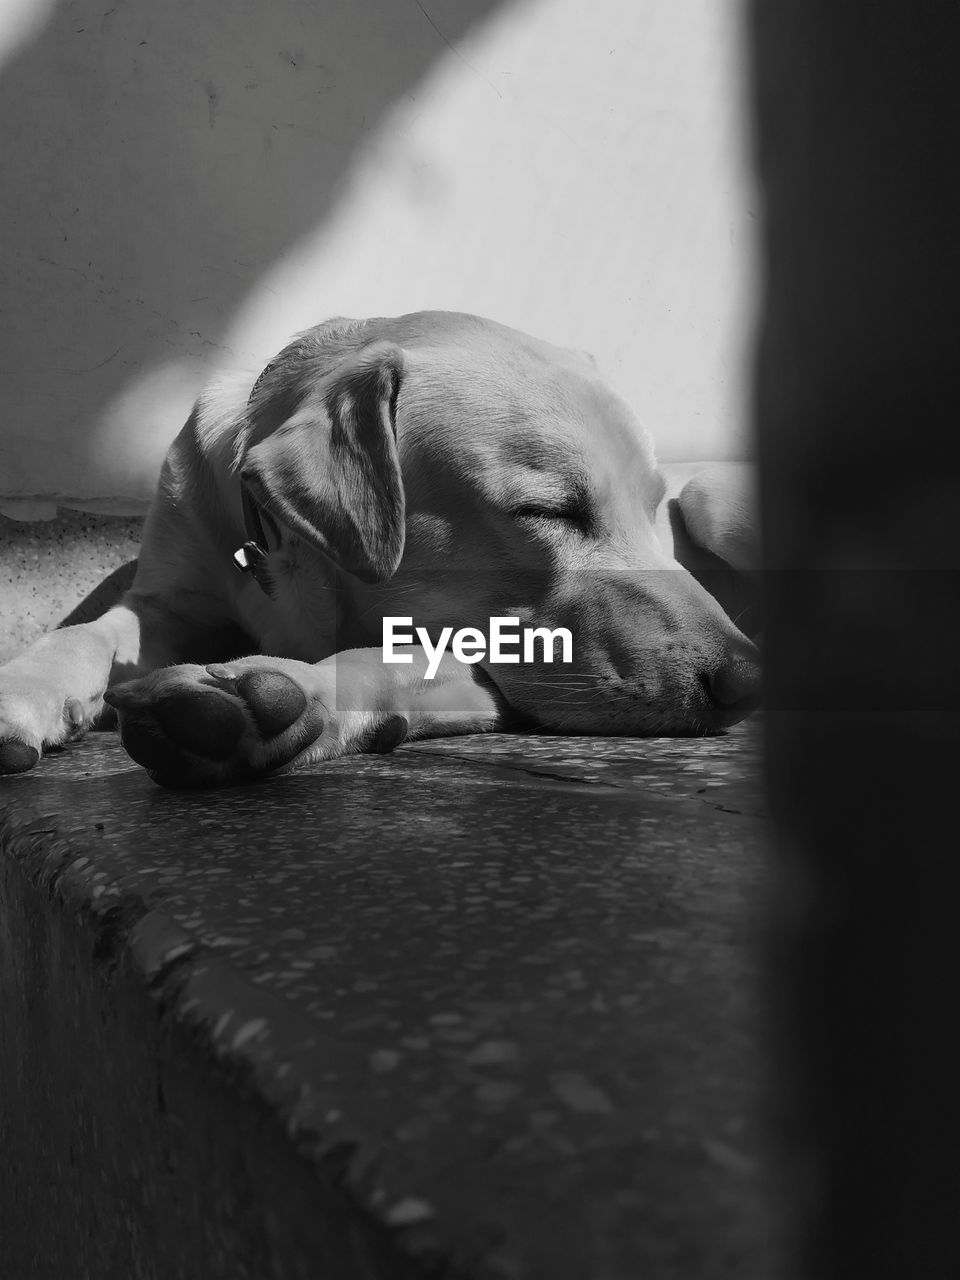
xmin=241 ymin=343 xmax=405 ymax=583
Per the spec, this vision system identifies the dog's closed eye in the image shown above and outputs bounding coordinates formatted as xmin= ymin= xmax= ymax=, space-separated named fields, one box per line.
xmin=513 ymin=503 xmax=590 ymax=530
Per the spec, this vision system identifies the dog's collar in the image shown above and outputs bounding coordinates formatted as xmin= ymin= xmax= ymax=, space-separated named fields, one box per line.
xmin=232 ymin=360 xmax=282 ymax=598
xmin=232 ymin=484 xmax=276 ymax=598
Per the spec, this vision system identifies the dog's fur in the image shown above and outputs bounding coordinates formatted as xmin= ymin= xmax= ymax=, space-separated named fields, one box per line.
xmin=0 ymin=312 xmax=760 ymax=787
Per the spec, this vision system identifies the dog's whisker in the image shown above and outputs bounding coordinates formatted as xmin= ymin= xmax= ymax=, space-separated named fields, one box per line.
xmin=352 ymin=587 xmax=423 ymax=624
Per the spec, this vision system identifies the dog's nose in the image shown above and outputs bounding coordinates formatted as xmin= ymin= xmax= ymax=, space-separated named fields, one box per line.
xmin=703 ymin=639 xmax=762 ymax=719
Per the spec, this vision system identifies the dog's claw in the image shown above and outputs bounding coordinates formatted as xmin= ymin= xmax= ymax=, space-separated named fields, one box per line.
xmin=204 ymin=664 xmax=236 ymax=682
xmin=64 ymin=697 xmax=85 ymax=728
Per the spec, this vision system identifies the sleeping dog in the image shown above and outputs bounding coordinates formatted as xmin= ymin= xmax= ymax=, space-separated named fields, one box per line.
xmin=0 ymin=312 xmax=760 ymax=787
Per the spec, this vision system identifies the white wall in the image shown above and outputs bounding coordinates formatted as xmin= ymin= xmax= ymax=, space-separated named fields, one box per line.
xmin=0 ymin=0 xmax=756 ymax=519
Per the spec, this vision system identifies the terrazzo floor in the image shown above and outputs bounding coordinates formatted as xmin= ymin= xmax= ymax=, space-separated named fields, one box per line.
xmin=1 ymin=723 xmax=768 ymax=1280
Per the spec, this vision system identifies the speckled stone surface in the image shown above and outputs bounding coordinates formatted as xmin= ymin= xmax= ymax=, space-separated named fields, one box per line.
xmin=0 ymin=725 xmax=767 ymax=1279
xmin=0 ymin=512 xmax=143 ymax=662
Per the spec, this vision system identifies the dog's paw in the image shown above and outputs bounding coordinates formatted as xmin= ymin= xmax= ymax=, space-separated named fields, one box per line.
xmin=105 ymin=657 xmax=409 ymax=788
xmin=0 ymin=665 xmax=96 ymax=775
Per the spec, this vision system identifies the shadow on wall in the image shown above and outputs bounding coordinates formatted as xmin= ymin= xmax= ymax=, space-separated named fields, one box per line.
xmin=0 ymin=0 xmax=511 ymax=511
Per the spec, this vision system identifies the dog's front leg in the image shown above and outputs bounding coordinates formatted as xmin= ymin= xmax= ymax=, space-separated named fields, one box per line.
xmin=659 ymin=462 xmax=762 ymax=637
xmin=106 ymin=647 xmax=508 ymax=789
xmin=670 ymin=463 xmax=759 ymax=574
xmin=0 ymin=604 xmax=144 ymax=773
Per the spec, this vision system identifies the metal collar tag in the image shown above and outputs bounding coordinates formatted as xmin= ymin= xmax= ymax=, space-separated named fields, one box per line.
xmin=233 ymin=482 xmax=277 ymax=599
xmin=232 ymin=540 xmax=268 ymax=574
xmin=233 ymin=358 xmax=282 ymax=598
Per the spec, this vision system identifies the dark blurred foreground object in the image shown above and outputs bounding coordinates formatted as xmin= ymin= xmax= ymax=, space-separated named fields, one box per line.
xmin=751 ymin=3 xmax=960 ymax=1277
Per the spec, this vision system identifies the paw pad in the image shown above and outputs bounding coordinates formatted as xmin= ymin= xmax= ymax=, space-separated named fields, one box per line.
xmin=366 ymin=714 xmax=409 ymax=755
xmin=155 ymin=690 xmax=247 ymax=759
xmin=115 ymin=719 xmax=186 ymax=774
xmin=236 ymin=670 xmax=307 ymax=737
xmin=0 ymin=740 xmax=40 ymax=774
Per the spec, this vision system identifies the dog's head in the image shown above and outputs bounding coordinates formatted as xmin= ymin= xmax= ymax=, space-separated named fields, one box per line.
xmin=239 ymin=314 xmax=759 ymax=735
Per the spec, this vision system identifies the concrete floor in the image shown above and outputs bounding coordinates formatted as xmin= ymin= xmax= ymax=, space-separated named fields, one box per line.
xmin=0 ymin=721 xmax=767 ymax=1280
xmin=0 ymin=512 xmax=142 ymax=662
